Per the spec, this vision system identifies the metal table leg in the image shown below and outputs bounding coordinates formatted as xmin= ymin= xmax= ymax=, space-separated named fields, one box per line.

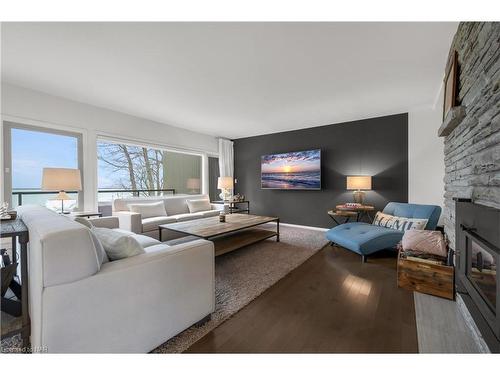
xmin=19 ymin=233 xmax=30 ymax=349
xmin=11 ymin=237 xmax=17 ymax=276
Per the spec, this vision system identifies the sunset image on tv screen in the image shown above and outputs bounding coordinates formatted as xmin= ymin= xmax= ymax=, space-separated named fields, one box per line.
xmin=261 ymin=149 xmax=321 ymax=190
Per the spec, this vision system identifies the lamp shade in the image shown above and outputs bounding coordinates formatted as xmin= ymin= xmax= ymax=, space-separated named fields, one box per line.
xmin=42 ymin=168 xmax=82 ymax=191
xmin=186 ymin=178 xmax=201 ymax=190
xmin=217 ymin=176 xmax=234 ymax=189
xmin=346 ymin=175 xmax=372 ymax=190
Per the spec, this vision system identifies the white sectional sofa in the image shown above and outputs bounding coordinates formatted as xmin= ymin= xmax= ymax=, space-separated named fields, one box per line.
xmin=17 ymin=205 xmax=215 ymax=353
xmin=112 ymin=194 xmax=223 ymax=239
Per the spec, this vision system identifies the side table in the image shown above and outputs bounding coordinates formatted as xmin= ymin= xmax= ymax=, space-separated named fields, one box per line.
xmin=327 ymin=210 xmax=358 ymax=226
xmin=1 ymin=218 xmax=30 ymax=348
xmin=335 ymin=204 xmax=375 ymax=223
xmin=211 ymin=200 xmax=250 ymax=214
xmin=68 ymin=211 xmax=103 ymax=218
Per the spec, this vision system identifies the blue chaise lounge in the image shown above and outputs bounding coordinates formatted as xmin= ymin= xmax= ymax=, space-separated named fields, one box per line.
xmin=325 ymin=202 xmax=441 ymax=262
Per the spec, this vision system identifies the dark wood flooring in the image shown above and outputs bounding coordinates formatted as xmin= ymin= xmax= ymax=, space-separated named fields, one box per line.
xmin=186 ymin=244 xmax=418 ymax=353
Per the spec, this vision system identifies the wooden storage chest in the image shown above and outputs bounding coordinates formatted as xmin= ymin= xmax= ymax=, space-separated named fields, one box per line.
xmin=397 ymin=251 xmax=455 ymax=300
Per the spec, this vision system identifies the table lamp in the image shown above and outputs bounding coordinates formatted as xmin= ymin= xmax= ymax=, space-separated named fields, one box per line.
xmin=346 ymin=175 xmax=372 ymax=204
xmin=217 ymin=176 xmax=234 ymax=202
xmin=186 ymin=178 xmax=201 ymax=194
xmin=42 ymin=168 xmax=82 ymax=213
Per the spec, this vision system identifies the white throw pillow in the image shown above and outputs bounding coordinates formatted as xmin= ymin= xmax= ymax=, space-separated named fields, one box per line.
xmin=372 ymin=211 xmax=428 ymax=232
xmin=186 ymin=198 xmax=212 ymax=213
xmin=128 ymin=201 xmax=167 ymax=219
xmin=92 ymin=227 xmax=145 ymax=261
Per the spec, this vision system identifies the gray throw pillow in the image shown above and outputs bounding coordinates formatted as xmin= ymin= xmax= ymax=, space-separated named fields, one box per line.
xmin=74 ymin=216 xmax=94 ymax=228
xmin=92 ymin=227 xmax=145 ymax=261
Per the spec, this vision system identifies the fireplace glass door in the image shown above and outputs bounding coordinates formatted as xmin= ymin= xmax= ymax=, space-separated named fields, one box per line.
xmin=467 ymin=238 xmax=497 ymax=312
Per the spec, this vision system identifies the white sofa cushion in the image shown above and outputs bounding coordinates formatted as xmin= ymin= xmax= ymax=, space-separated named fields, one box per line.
xmin=142 ymin=216 xmax=177 ymax=232
xmin=196 ymin=210 xmax=221 ymax=218
xmin=128 ymin=201 xmax=167 ymax=219
xmin=113 ymin=194 xmax=211 ymax=215
xmin=186 ymin=198 xmax=212 ymax=213
xmin=164 ymin=196 xmax=191 ymax=215
xmin=132 ymin=234 xmax=162 ymax=248
xmin=142 ymin=243 xmax=173 ymax=254
xmin=171 ymin=213 xmax=204 ymax=222
xmin=92 ymin=227 xmax=145 ymax=261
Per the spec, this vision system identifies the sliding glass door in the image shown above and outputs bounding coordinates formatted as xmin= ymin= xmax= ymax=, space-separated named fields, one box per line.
xmin=2 ymin=122 xmax=83 ymax=210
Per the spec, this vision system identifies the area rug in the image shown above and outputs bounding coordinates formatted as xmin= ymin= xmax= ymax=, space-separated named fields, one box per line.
xmin=1 ymin=224 xmax=327 ymax=353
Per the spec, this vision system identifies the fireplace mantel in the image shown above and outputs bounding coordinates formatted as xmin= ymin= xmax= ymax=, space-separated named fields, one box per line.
xmin=438 ymin=105 xmax=466 ymax=137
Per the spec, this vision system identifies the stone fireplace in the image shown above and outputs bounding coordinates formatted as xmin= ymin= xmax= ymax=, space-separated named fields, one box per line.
xmin=439 ymin=22 xmax=500 ymax=352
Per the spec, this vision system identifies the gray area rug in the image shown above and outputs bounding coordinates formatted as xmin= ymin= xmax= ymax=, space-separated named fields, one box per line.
xmin=1 ymin=224 xmax=327 ymax=353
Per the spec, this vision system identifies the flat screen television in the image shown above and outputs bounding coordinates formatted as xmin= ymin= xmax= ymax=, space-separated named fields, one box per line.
xmin=261 ymin=149 xmax=321 ymax=190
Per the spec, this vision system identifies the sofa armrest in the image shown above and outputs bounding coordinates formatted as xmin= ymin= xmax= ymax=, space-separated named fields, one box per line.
xmin=211 ymin=203 xmax=224 ymax=211
xmin=113 ymin=211 xmax=142 ymax=233
xmin=89 ymin=216 xmax=119 ymax=229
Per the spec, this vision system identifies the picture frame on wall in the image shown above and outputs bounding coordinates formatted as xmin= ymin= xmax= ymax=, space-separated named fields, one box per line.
xmin=443 ymin=50 xmax=458 ymax=121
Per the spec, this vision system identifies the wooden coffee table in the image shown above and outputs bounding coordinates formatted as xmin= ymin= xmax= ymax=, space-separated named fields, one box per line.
xmin=159 ymin=213 xmax=280 ymax=256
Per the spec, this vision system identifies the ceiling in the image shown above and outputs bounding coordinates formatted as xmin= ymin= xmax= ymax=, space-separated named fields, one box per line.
xmin=1 ymin=22 xmax=457 ymax=139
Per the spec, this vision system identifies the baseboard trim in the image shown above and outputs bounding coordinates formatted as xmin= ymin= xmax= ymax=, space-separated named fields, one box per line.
xmin=279 ymin=222 xmax=329 ymax=232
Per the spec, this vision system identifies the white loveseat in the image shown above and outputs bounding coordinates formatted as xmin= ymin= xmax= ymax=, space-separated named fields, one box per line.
xmin=112 ymin=194 xmax=223 ymax=239
xmin=17 ymin=205 xmax=215 ymax=353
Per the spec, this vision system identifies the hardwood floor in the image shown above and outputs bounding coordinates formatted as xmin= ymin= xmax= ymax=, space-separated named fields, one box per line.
xmin=186 ymin=244 xmax=418 ymax=353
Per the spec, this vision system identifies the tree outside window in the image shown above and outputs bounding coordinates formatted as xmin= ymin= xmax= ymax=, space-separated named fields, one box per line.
xmin=97 ymin=141 xmax=201 ymax=200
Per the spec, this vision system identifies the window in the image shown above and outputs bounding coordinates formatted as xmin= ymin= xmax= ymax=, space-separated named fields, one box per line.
xmin=97 ymin=140 xmax=202 ymax=202
xmin=3 ymin=122 xmax=82 ymax=210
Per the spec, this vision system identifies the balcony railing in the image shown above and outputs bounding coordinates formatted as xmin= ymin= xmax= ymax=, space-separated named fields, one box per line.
xmin=11 ymin=188 xmax=176 ymax=207
xmin=96 ymin=188 xmax=176 ymax=202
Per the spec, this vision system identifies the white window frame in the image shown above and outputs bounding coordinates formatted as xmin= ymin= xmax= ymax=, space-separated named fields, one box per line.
xmin=2 ymin=121 xmax=84 ymax=209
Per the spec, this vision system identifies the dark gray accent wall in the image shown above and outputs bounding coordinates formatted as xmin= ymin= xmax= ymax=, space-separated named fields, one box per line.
xmin=233 ymin=113 xmax=408 ymax=228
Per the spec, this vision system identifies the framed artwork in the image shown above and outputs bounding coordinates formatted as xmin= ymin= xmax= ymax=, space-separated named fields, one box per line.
xmin=443 ymin=50 xmax=458 ymax=120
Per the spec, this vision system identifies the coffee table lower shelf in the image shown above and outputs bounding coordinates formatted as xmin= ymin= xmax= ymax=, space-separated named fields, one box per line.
xmin=213 ymin=228 xmax=278 ymax=256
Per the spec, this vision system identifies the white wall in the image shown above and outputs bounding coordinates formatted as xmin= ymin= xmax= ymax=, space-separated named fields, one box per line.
xmin=1 ymin=83 xmax=219 ymax=210
xmin=408 ymin=104 xmax=445 ymax=217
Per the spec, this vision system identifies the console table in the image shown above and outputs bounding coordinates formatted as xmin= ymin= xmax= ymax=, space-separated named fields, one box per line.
xmin=1 ymin=218 xmax=30 ymax=348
